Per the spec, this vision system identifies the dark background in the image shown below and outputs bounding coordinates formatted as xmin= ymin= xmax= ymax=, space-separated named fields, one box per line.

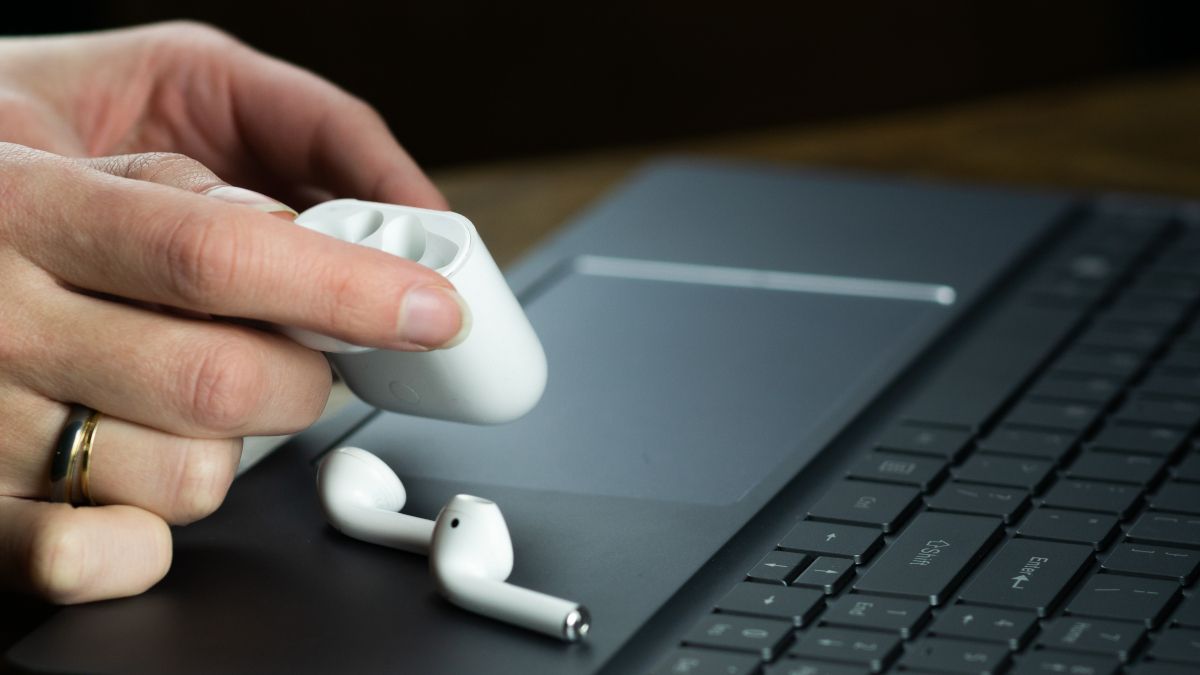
xmin=7 ymin=1 xmax=1200 ymax=169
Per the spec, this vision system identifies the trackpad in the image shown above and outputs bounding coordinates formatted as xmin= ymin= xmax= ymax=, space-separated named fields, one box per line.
xmin=344 ymin=263 xmax=947 ymax=504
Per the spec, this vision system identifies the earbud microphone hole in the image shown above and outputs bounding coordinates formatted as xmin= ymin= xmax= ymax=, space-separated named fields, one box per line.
xmin=451 ymin=518 xmax=460 ymax=528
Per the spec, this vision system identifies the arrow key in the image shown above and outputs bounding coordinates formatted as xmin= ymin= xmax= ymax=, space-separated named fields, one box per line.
xmin=792 ymin=556 xmax=855 ymax=594
xmin=1037 ymin=617 xmax=1145 ymax=662
xmin=928 ymin=605 xmax=1037 ymax=649
xmin=747 ymin=551 xmax=809 ymax=585
xmin=778 ymin=522 xmax=883 ymax=564
xmin=715 ymin=583 xmax=824 ymax=627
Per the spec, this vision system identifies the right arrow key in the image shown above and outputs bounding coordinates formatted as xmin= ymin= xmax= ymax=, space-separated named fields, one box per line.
xmin=958 ymin=538 xmax=1093 ymax=616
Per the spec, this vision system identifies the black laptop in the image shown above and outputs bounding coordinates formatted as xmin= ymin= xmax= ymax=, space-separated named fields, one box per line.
xmin=8 ymin=159 xmax=1200 ymax=674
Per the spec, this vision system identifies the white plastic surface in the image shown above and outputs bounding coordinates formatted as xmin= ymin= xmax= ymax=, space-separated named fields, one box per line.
xmin=286 ymin=200 xmax=547 ymax=424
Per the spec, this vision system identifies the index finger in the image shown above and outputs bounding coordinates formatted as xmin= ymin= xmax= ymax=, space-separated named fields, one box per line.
xmin=12 ymin=153 xmax=468 ymax=351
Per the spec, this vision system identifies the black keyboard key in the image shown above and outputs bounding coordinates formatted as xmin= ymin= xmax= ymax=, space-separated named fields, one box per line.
xmin=716 ymin=583 xmax=824 ymax=627
xmin=748 ymin=551 xmax=809 ymax=585
xmin=847 ymin=452 xmax=945 ymax=490
xmin=1174 ymin=595 xmax=1200 ymax=628
xmin=875 ymin=423 xmax=970 ymax=459
xmin=1175 ymin=453 xmax=1200 ymax=482
xmin=898 ymin=638 xmax=1010 ymax=675
xmin=1037 ymin=617 xmax=1145 ymax=662
xmin=1128 ymin=662 xmax=1198 ymax=675
xmin=1139 ymin=372 xmax=1200 ymax=400
xmin=1002 ymin=399 xmax=1101 ymax=434
xmin=683 ymin=614 xmax=794 ymax=660
xmin=1029 ymin=372 xmax=1122 ymax=405
xmin=806 ymin=481 xmax=920 ymax=532
xmin=953 ymin=455 xmax=1054 ymax=491
xmin=1107 ymin=294 xmax=1190 ymax=325
xmin=977 ymin=427 xmax=1076 ymax=463
xmin=650 ymin=648 xmax=761 ymax=675
xmin=1066 ymin=450 xmax=1167 ymax=485
xmin=1065 ymin=573 xmax=1178 ymax=627
xmin=1053 ymin=347 xmax=1142 ymax=379
xmin=1077 ymin=320 xmax=1168 ymax=352
xmin=1010 ymin=651 xmax=1119 ymax=675
xmin=1112 ymin=397 xmax=1200 ymax=430
xmin=821 ymin=596 xmax=929 ymax=637
xmin=1127 ymin=512 xmax=1200 ymax=548
xmin=788 ymin=627 xmax=900 ymax=673
xmin=779 ymin=522 xmax=882 ymax=564
xmin=925 ymin=482 xmax=1029 ymax=524
xmin=1016 ymin=508 xmax=1117 ymax=549
xmin=853 ymin=512 xmax=1001 ymax=605
xmin=1040 ymin=480 xmax=1141 ymax=518
xmin=1101 ymin=543 xmax=1199 ymax=583
xmin=1088 ymin=424 xmax=1185 ymax=456
xmin=1160 ymin=349 xmax=1200 ymax=373
xmin=1146 ymin=628 xmax=1200 ymax=665
xmin=958 ymin=538 xmax=1093 ymax=616
xmin=792 ymin=556 xmax=854 ymax=595
xmin=1148 ymin=481 xmax=1200 ymax=515
xmin=928 ymin=605 xmax=1037 ymax=649
xmin=765 ymin=662 xmax=869 ymax=675
xmin=901 ymin=304 xmax=1080 ymax=431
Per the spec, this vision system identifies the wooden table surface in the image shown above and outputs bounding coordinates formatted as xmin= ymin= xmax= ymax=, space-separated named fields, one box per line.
xmin=434 ymin=68 xmax=1200 ymax=269
xmin=4 ymin=67 xmax=1200 ymax=667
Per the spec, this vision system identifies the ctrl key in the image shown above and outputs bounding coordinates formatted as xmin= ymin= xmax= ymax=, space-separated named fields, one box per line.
xmin=683 ymin=614 xmax=793 ymax=661
xmin=649 ymin=647 xmax=760 ymax=675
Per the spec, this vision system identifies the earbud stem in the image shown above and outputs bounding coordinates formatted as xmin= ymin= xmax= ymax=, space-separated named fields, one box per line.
xmin=435 ymin=574 xmax=590 ymax=642
xmin=326 ymin=502 xmax=433 ymax=555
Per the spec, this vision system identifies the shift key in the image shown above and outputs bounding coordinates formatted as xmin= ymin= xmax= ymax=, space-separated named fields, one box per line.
xmin=852 ymin=512 xmax=1001 ymax=605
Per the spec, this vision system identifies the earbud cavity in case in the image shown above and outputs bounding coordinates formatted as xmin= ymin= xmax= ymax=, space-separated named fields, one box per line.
xmin=285 ymin=200 xmax=547 ymax=424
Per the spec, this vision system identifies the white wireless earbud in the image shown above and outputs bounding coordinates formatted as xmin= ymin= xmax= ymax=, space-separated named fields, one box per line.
xmin=317 ymin=447 xmax=590 ymax=642
xmin=317 ymin=446 xmax=432 ymax=554
xmin=430 ymin=495 xmax=590 ymax=642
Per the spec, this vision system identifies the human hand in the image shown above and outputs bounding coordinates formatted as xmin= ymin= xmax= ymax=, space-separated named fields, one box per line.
xmin=0 ymin=23 xmax=468 ymax=603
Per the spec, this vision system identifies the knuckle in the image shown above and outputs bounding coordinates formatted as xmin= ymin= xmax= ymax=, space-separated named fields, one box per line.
xmin=121 ymin=152 xmax=208 ymax=184
xmin=25 ymin=511 xmax=88 ymax=603
xmin=170 ymin=439 xmax=238 ymax=523
xmin=148 ymin=20 xmax=239 ymax=51
xmin=159 ymin=214 xmax=239 ymax=307
xmin=182 ymin=338 xmax=267 ymax=434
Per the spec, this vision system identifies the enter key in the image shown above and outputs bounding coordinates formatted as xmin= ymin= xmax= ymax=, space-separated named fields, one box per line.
xmin=958 ymin=538 xmax=1093 ymax=616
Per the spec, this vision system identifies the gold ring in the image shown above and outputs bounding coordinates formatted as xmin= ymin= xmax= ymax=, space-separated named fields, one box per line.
xmin=76 ymin=411 xmax=100 ymax=506
xmin=49 ymin=405 xmax=101 ymax=506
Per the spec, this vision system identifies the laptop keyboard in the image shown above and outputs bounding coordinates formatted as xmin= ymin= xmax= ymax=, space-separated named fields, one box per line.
xmin=651 ymin=208 xmax=1200 ymax=675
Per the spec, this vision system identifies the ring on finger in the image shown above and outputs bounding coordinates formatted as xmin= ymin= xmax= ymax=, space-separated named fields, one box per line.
xmin=49 ymin=404 xmax=102 ymax=506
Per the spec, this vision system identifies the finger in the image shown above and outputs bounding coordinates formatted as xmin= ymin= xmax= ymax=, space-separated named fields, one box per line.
xmin=147 ymin=34 xmax=446 ymax=209
xmin=7 ymin=149 xmax=468 ymax=350
xmin=85 ymin=153 xmax=298 ymax=218
xmin=16 ymin=285 xmax=331 ymax=439
xmin=4 ymin=394 xmax=241 ymax=525
xmin=0 ymin=497 xmax=171 ymax=604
